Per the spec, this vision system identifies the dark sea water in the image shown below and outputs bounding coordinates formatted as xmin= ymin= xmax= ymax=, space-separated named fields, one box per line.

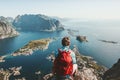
xmin=0 ymin=20 xmax=120 ymax=80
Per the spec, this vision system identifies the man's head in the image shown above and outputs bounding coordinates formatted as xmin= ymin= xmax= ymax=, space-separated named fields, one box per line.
xmin=62 ymin=37 xmax=70 ymax=46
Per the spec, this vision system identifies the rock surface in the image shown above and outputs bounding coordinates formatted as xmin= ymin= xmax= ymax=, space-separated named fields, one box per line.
xmin=103 ymin=59 xmax=120 ymax=80
xmin=0 ymin=56 xmax=6 ymax=62
xmin=13 ymin=14 xmax=64 ymax=31
xmin=0 ymin=66 xmax=22 ymax=80
xmin=0 ymin=16 xmax=19 ymax=39
xmin=76 ymin=35 xmax=88 ymax=42
xmin=44 ymin=46 xmax=106 ymax=80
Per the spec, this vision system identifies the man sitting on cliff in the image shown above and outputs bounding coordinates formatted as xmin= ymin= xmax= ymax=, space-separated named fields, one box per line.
xmin=53 ymin=37 xmax=78 ymax=80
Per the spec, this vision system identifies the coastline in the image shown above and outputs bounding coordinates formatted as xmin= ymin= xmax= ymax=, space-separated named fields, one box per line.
xmin=0 ymin=37 xmax=118 ymax=80
xmin=0 ymin=66 xmax=22 ymax=80
xmin=0 ymin=38 xmax=52 ymax=63
xmin=0 ymin=32 xmax=19 ymax=40
xmin=12 ymin=38 xmax=52 ymax=56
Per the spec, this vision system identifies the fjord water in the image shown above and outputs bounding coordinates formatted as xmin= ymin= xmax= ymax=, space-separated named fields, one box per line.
xmin=63 ymin=20 xmax=120 ymax=67
xmin=0 ymin=20 xmax=120 ymax=79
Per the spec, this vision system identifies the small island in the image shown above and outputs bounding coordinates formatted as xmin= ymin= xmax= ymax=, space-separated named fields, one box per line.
xmin=67 ymin=29 xmax=79 ymax=36
xmin=12 ymin=38 xmax=52 ymax=56
xmin=0 ymin=66 xmax=22 ymax=80
xmin=0 ymin=56 xmax=6 ymax=62
xmin=76 ymin=35 xmax=88 ymax=42
xmin=98 ymin=39 xmax=118 ymax=44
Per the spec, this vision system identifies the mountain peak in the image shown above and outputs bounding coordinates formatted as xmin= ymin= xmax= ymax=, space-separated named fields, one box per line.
xmin=13 ymin=14 xmax=64 ymax=32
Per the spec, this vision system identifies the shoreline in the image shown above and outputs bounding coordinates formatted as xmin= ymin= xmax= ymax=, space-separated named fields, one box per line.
xmin=12 ymin=38 xmax=52 ymax=56
xmin=0 ymin=66 xmax=22 ymax=80
xmin=0 ymin=38 xmax=52 ymax=63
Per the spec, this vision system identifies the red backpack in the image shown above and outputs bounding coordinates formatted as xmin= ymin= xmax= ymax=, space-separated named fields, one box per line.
xmin=53 ymin=49 xmax=73 ymax=76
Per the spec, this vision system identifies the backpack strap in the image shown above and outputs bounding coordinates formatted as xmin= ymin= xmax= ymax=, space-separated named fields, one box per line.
xmin=58 ymin=49 xmax=62 ymax=54
xmin=58 ymin=48 xmax=71 ymax=54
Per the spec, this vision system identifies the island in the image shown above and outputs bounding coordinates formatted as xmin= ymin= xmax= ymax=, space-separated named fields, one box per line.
xmin=98 ymin=39 xmax=118 ymax=44
xmin=67 ymin=29 xmax=79 ymax=36
xmin=0 ymin=56 xmax=6 ymax=62
xmin=76 ymin=35 xmax=88 ymax=42
xmin=12 ymin=38 xmax=52 ymax=56
xmin=0 ymin=66 xmax=22 ymax=80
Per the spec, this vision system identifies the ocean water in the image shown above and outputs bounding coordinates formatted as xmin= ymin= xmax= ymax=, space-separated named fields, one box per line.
xmin=0 ymin=20 xmax=120 ymax=80
xmin=63 ymin=20 xmax=120 ymax=66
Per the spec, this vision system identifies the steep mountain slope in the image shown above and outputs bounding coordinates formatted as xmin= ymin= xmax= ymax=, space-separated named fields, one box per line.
xmin=13 ymin=14 xmax=64 ymax=31
xmin=0 ymin=16 xmax=18 ymax=39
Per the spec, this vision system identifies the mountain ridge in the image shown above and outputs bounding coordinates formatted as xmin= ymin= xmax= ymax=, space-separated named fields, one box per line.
xmin=0 ymin=16 xmax=19 ymax=39
xmin=13 ymin=14 xmax=64 ymax=32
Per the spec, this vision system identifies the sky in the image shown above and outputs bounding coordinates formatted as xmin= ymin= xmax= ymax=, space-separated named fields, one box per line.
xmin=0 ymin=0 xmax=120 ymax=20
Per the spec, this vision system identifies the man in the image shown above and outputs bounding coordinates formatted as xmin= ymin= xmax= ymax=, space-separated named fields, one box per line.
xmin=53 ymin=37 xmax=78 ymax=80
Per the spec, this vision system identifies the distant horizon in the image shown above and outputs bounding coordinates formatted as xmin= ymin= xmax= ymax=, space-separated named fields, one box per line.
xmin=0 ymin=0 xmax=120 ymax=20
xmin=1 ymin=13 xmax=120 ymax=21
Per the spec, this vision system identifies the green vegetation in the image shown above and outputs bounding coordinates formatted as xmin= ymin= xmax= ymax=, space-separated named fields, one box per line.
xmin=25 ymin=39 xmax=51 ymax=49
xmin=13 ymin=38 xmax=52 ymax=56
